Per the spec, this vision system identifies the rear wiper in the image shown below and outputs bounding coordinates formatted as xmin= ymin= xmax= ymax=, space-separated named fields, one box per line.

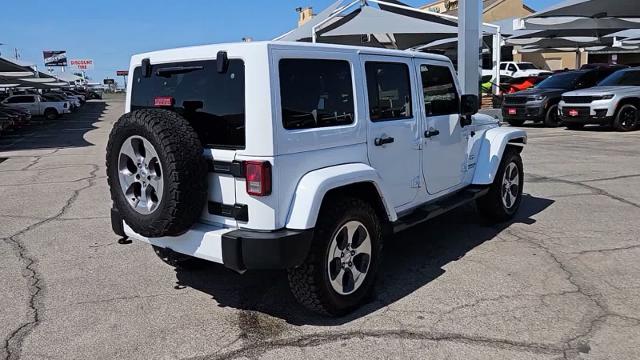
xmin=156 ymin=66 xmax=204 ymax=78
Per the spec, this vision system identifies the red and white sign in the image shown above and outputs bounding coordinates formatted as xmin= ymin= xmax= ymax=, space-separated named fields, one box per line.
xmin=568 ymin=109 xmax=579 ymax=117
xmin=70 ymin=59 xmax=94 ymax=70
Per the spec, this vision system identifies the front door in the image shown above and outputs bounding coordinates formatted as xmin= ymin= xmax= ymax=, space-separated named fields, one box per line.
xmin=362 ymin=55 xmax=420 ymax=209
xmin=415 ymin=60 xmax=468 ymax=194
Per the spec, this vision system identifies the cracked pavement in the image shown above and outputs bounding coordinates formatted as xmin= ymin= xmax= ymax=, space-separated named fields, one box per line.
xmin=1 ymin=98 xmax=639 ymax=359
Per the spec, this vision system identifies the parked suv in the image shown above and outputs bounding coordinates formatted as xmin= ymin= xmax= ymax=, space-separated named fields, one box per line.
xmin=559 ymin=67 xmax=640 ymax=131
xmin=502 ymin=67 xmax=623 ymax=127
xmin=106 ymin=42 xmax=527 ymax=316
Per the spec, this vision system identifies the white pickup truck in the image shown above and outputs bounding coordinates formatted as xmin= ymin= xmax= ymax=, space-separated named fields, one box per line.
xmin=500 ymin=62 xmax=552 ymax=79
xmin=1 ymin=94 xmax=70 ymax=120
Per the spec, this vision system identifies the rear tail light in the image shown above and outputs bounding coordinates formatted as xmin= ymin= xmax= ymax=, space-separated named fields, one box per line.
xmin=244 ymin=161 xmax=271 ymax=196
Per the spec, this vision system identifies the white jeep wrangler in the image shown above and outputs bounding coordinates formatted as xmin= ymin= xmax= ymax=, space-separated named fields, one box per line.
xmin=107 ymin=42 xmax=527 ymax=316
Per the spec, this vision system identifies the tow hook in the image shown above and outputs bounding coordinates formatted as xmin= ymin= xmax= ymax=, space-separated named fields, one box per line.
xmin=118 ymin=237 xmax=132 ymax=245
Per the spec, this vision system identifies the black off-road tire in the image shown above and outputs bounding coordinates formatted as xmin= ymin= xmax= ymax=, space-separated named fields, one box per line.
xmin=287 ymin=197 xmax=383 ymax=316
xmin=44 ymin=108 xmax=59 ymax=120
xmin=507 ymin=119 xmax=525 ymax=127
xmin=565 ymin=123 xmax=584 ymax=130
xmin=106 ymin=109 xmax=208 ymax=237
xmin=152 ymin=246 xmax=205 ymax=269
xmin=613 ymin=103 xmax=639 ymax=132
xmin=544 ymin=104 xmax=561 ymax=127
xmin=477 ymin=148 xmax=524 ymax=222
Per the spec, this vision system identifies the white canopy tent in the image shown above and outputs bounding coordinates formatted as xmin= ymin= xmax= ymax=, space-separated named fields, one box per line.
xmin=276 ymin=0 xmax=502 ymax=95
xmin=518 ymin=0 xmax=640 ymax=31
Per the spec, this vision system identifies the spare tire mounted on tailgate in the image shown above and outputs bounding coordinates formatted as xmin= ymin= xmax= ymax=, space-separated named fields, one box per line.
xmin=106 ymin=109 xmax=207 ymax=237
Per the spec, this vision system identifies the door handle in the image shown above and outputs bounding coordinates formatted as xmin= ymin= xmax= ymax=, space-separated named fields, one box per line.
xmin=424 ymin=129 xmax=440 ymax=138
xmin=374 ymin=136 xmax=395 ymax=146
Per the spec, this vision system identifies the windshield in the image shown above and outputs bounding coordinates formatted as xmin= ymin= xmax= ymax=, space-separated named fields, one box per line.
xmin=535 ymin=72 xmax=583 ymax=90
xmin=598 ymin=70 xmax=640 ymax=86
xmin=517 ymin=63 xmax=538 ymax=70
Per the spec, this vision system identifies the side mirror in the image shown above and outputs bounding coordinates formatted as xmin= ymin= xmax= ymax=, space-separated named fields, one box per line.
xmin=460 ymin=94 xmax=478 ymax=127
xmin=460 ymin=94 xmax=478 ymax=116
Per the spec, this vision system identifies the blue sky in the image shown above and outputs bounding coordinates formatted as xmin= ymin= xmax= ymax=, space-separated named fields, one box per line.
xmin=0 ymin=0 xmax=557 ymax=85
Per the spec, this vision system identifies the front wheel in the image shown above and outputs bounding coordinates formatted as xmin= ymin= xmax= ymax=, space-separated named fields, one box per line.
xmin=477 ymin=148 xmax=524 ymax=222
xmin=288 ymin=197 xmax=382 ymax=316
xmin=613 ymin=104 xmax=639 ymax=132
xmin=44 ymin=108 xmax=59 ymax=120
xmin=544 ymin=104 xmax=561 ymax=127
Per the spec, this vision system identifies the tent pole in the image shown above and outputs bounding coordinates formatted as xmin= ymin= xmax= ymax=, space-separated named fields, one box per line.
xmin=492 ymin=30 xmax=501 ymax=96
xmin=458 ymin=0 xmax=482 ymax=95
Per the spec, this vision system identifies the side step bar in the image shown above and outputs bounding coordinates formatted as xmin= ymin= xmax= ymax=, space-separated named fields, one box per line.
xmin=393 ymin=187 xmax=490 ymax=233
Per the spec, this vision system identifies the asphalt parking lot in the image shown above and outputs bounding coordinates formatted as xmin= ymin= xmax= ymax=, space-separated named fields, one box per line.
xmin=1 ymin=97 xmax=639 ymax=360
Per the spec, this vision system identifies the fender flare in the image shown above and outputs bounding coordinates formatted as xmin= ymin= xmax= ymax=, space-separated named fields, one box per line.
xmin=285 ymin=163 xmax=397 ymax=230
xmin=472 ymin=127 xmax=527 ymax=185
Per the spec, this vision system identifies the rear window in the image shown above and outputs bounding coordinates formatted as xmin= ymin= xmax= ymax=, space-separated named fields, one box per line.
xmin=131 ymin=59 xmax=245 ymax=149
xmin=279 ymin=59 xmax=355 ymax=130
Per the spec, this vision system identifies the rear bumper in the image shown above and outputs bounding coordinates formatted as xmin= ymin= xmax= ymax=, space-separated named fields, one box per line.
xmin=112 ymin=208 xmax=313 ymax=272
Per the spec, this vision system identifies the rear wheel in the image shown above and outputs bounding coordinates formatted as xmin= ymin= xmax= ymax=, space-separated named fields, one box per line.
xmin=544 ymin=104 xmax=561 ymax=127
xmin=613 ymin=104 xmax=639 ymax=132
xmin=44 ymin=108 xmax=59 ymax=120
xmin=477 ymin=148 xmax=524 ymax=222
xmin=288 ymin=197 xmax=382 ymax=316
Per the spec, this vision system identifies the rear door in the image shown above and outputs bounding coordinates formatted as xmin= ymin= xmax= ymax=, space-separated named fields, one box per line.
xmin=415 ymin=60 xmax=468 ymax=194
xmin=361 ymin=55 xmax=421 ymax=209
xmin=129 ymin=58 xmax=246 ymax=227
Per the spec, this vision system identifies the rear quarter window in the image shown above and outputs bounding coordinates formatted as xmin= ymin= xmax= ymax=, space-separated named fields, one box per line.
xmin=279 ymin=59 xmax=355 ymax=130
xmin=130 ymin=59 xmax=246 ymax=149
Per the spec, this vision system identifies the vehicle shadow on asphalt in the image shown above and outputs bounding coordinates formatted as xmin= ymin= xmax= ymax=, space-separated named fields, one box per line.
xmin=0 ymin=101 xmax=106 ymax=151
xmin=173 ymin=194 xmax=554 ymax=327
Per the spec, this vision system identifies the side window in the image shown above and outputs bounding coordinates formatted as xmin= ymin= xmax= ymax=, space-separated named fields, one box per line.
xmin=365 ymin=62 xmax=413 ymax=122
xmin=420 ymin=64 xmax=460 ymax=116
xmin=508 ymin=64 xmax=517 ymax=72
xmin=499 ymin=63 xmax=507 ymax=70
xmin=279 ymin=59 xmax=354 ymax=130
xmin=7 ymin=96 xmax=33 ymax=103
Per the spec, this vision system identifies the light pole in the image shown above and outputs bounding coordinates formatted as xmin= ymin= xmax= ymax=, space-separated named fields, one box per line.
xmin=457 ymin=0 xmax=482 ymax=96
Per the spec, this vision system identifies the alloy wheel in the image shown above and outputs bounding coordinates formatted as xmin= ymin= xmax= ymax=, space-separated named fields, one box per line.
xmin=619 ymin=106 xmax=638 ymax=130
xmin=327 ymin=220 xmax=372 ymax=295
xmin=502 ymin=162 xmax=520 ymax=209
xmin=118 ymin=136 xmax=164 ymax=214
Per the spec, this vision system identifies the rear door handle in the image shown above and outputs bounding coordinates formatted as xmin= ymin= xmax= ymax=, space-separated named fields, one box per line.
xmin=374 ymin=136 xmax=395 ymax=146
xmin=424 ymin=129 xmax=440 ymax=138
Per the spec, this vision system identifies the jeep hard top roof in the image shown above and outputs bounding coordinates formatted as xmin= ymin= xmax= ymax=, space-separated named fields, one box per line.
xmin=130 ymin=41 xmax=452 ymax=65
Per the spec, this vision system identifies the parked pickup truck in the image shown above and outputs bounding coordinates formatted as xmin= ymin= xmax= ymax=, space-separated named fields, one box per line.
xmin=500 ymin=62 xmax=552 ymax=80
xmin=107 ymin=41 xmax=527 ymax=316
xmin=1 ymin=94 xmax=70 ymax=120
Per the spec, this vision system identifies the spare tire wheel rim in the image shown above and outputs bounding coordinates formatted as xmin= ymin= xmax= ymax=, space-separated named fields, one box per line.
xmin=327 ymin=220 xmax=372 ymax=296
xmin=118 ymin=135 xmax=164 ymax=215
